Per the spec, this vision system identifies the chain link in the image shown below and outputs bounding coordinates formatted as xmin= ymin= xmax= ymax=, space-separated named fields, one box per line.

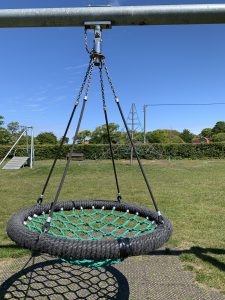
xmin=102 ymin=60 xmax=118 ymax=100
xmin=99 ymin=65 xmax=122 ymax=201
xmin=42 ymin=60 xmax=95 ymax=232
xmin=84 ymin=61 xmax=94 ymax=96
xmin=102 ymin=60 xmax=162 ymax=221
xmin=84 ymin=29 xmax=92 ymax=55
xmin=37 ymin=59 xmax=94 ymax=204
xmin=76 ymin=58 xmax=93 ymax=103
xmin=99 ymin=66 xmax=106 ymax=106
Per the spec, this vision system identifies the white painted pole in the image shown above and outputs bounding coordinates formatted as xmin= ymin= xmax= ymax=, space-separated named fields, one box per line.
xmin=30 ymin=127 xmax=34 ymax=168
xmin=0 ymin=129 xmax=27 ymax=167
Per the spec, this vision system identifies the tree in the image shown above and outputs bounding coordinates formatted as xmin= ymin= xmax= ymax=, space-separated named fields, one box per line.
xmin=90 ymin=123 xmax=120 ymax=144
xmin=212 ymin=133 xmax=225 ymax=142
xmin=200 ymin=128 xmax=212 ymax=138
xmin=179 ymin=129 xmax=195 ymax=143
xmin=18 ymin=135 xmax=31 ymax=145
xmin=59 ymin=136 xmax=70 ymax=144
xmin=212 ymin=121 xmax=225 ymax=134
xmin=7 ymin=121 xmax=20 ymax=136
xmin=76 ymin=130 xmax=91 ymax=144
xmin=0 ymin=115 xmax=4 ymax=128
xmin=117 ymin=131 xmax=127 ymax=144
xmin=0 ymin=128 xmax=13 ymax=145
xmin=146 ymin=130 xmax=167 ymax=143
xmin=146 ymin=129 xmax=184 ymax=144
xmin=133 ymin=131 xmax=144 ymax=143
xmin=118 ymin=131 xmax=144 ymax=144
xmin=36 ymin=132 xmax=57 ymax=144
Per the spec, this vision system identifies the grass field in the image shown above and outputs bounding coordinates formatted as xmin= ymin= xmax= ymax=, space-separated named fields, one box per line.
xmin=0 ymin=159 xmax=225 ymax=293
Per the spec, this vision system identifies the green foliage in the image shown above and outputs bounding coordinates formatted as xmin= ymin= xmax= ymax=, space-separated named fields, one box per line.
xmin=0 ymin=115 xmax=4 ymax=127
xmin=212 ymin=121 xmax=225 ymax=134
xmin=146 ymin=130 xmax=184 ymax=144
xmin=76 ymin=130 xmax=91 ymax=144
xmin=90 ymin=123 xmax=120 ymax=144
xmin=146 ymin=130 xmax=167 ymax=143
xmin=59 ymin=136 xmax=70 ymax=144
xmin=0 ymin=128 xmax=13 ymax=145
xmin=212 ymin=133 xmax=225 ymax=142
xmin=118 ymin=131 xmax=144 ymax=144
xmin=179 ymin=129 xmax=195 ymax=143
xmin=36 ymin=132 xmax=57 ymax=144
xmin=1 ymin=143 xmax=225 ymax=160
xmin=200 ymin=128 xmax=212 ymax=138
xmin=17 ymin=135 xmax=31 ymax=145
xmin=7 ymin=121 xmax=20 ymax=136
xmin=133 ymin=131 xmax=144 ymax=143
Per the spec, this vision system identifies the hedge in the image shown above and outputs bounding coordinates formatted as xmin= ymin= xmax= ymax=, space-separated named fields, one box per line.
xmin=1 ymin=143 xmax=225 ymax=160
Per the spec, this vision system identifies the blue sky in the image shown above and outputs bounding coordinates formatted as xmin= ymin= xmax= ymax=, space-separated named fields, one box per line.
xmin=1 ymin=1 xmax=225 ymax=139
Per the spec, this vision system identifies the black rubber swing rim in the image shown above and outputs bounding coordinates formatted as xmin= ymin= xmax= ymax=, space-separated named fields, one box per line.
xmin=7 ymin=200 xmax=172 ymax=260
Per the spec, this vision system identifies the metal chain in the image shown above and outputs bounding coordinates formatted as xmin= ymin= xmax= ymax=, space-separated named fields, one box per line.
xmin=84 ymin=28 xmax=92 ymax=54
xmin=37 ymin=59 xmax=93 ymax=205
xmin=99 ymin=64 xmax=122 ymax=202
xmin=102 ymin=60 xmax=118 ymax=99
xmin=102 ymin=60 xmax=163 ymax=223
xmin=42 ymin=61 xmax=94 ymax=233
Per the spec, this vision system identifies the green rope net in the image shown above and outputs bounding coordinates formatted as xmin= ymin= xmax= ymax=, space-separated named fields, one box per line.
xmin=25 ymin=206 xmax=157 ymax=267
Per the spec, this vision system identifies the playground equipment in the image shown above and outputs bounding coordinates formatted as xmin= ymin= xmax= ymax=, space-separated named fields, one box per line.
xmin=0 ymin=126 xmax=34 ymax=169
xmin=5 ymin=4 xmax=225 ymax=267
xmin=7 ymin=26 xmax=172 ymax=267
xmin=0 ymin=4 xmax=225 ymax=27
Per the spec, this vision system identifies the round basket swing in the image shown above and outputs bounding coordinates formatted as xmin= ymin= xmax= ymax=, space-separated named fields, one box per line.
xmin=7 ymin=24 xmax=172 ymax=268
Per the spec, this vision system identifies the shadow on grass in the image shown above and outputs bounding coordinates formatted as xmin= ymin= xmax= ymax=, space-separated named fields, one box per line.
xmin=152 ymin=247 xmax=225 ymax=272
xmin=0 ymin=255 xmax=129 ymax=300
xmin=0 ymin=244 xmax=30 ymax=259
xmin=0 ymin=244 xmax=23 ymax=250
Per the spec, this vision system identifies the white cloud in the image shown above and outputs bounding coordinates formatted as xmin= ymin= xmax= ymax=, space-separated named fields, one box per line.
xmin=55 ymin=85 xmax=69 ymax=90
xmin=64 ymin=63 xmax=89 ymax=71
xmin=24 ymin=104 xmax=40 ymax=108
xmin=27 ymin=96 xmax=47 ymax=103
xmin=30 ymin=107 xmax=48 ymax=112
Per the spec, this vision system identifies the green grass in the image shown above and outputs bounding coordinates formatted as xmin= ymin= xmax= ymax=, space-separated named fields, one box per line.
xmin=0 ymin=159 xmax=225 ymax=293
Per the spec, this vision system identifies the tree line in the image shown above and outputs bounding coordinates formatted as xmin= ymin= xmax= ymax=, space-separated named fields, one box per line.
xmin=1 ymin=115 xmax=225 ymax=145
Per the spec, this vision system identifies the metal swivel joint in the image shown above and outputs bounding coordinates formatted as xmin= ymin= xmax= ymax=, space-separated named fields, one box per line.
xmin=84 ymin=21 xmax=111 ymax=66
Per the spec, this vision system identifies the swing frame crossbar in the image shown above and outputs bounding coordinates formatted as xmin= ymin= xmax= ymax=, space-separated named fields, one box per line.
xmin=0 ymin=4 xmax=225 ymax=28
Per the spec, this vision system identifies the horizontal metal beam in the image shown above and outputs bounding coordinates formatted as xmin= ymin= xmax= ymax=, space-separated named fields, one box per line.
xmin=0 ymin=4 xmax=225 ymax=28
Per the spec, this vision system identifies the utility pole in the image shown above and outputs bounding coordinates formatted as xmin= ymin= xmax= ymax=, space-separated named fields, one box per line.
xmin=143 ymin=104 xmax=147 ymax=144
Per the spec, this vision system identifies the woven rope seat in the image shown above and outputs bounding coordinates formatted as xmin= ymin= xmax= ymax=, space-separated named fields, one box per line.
xmin=7 ymin=200 xmax=172 ymax=266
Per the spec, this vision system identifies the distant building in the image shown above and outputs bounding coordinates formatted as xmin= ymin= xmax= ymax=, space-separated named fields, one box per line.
xmin=82 ymin=140 xmax=89 ymax=145
xmin=192 ymin=137 xmax=210 ymax=144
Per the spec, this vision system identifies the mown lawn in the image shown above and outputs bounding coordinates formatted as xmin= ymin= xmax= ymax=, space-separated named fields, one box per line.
xmin=0 ymin=159 xmax=225 ymax=293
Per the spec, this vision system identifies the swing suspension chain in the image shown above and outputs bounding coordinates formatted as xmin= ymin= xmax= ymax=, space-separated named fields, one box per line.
xmin=99 ymin=64 xmax=122 ymax=202
xmin=84 ymin=29 xmax=91 ymax=55
xmin=41 ymin=24 xmax=162 ymax=234
xmin=43 ymin=60 xmax=94 ymax=232
xmin=102 ymin=60 xmax=163 ymax=223
xmin=37 ymin=59 xmax=93 ymax=205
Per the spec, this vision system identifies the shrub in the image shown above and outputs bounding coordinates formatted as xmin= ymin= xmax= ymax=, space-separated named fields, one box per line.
xmin=1 ymin=143 xmax=225 ymax=160
xmin=212 ymin=133 xmax=225 ymax=142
